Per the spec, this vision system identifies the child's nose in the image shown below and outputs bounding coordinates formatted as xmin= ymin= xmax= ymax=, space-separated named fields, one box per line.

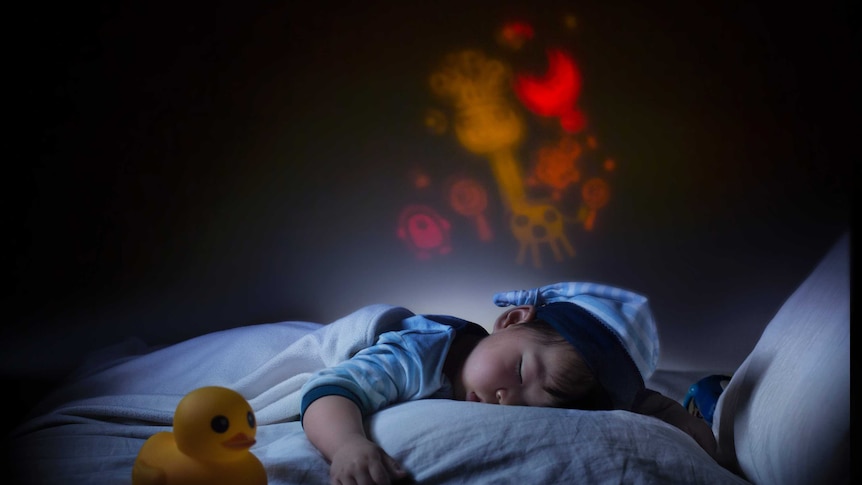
xmin=496 ymin=388 xmax=519 ymax=405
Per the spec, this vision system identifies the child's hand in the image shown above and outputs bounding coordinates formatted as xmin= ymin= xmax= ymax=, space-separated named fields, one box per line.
xmin=632 ymin=389 xmax=717 ymax=459
xmin=329 ymin=435 xmax=408 ymax=485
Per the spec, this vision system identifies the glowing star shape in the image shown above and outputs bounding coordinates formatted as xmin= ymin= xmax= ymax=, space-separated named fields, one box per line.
xmin=397 ymin=204 xmax=452 ymax=260
xmin=132 ymin=386 xmax=267 ymax=485
xmin=448 ymin=177 xmax=493 ymax=242
xmin=580 ymin=177 xmax=610 ymax=231
xmin=509 ymin=202 xmax=575 ymax=268
xmin=513 ymin=48 xmax=586 ymax=133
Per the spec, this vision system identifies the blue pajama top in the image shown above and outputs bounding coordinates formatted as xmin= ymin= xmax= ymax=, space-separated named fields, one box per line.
xmin=299 ymin=314 xmax=488 ymax=422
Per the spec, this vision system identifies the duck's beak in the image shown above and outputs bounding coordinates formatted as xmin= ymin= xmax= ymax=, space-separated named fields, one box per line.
xmin=221 ymin=432 xmax=256 ymax=450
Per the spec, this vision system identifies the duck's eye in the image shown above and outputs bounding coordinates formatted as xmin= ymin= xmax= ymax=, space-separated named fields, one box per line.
xmin=211 ymin=415 xmax=229 ymax=433
xmin=247 ymin=411 xmax=256 ymax=429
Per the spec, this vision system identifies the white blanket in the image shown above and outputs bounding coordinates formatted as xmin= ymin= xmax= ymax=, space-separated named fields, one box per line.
xmin=18 ymin=303 xmax=413 ymax=431
xmin=9 ymin=303 xmax=748 ymax=484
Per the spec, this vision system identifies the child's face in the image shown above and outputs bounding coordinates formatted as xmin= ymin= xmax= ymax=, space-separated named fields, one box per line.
xmin=457 ymin=306 xmax=566 ymax=407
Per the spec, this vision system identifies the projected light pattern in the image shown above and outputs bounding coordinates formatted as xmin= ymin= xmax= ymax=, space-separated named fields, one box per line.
xmin=514 ymin=48 xmax=586 ymax=133
xmin=510 ymin=201 xmax=575 ymax=268
xmin=399 ymin=15 xmax=617 ymax=268
xmin=397 ymin=205 xmax=452 ymax=260
xmin=532 ymin=135 xmax=583 ymax=200
xmin=448 ymin=177 xmax=494 ymax=242
xmin=430 ymin=50 xmax=528 ymax=209
xmin=580 ymin=177 xmax=610 ymax=231
xmin=496 ymin=21 xmax=534 ymax=50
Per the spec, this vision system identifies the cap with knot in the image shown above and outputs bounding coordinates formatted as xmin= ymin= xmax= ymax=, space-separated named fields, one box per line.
xmin=494 ymin=282 xmax=659 ymax=410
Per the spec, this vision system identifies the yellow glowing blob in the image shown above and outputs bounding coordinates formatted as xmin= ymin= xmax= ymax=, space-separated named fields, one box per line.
xmin=132 ymin=386 xmax=267 ymax=485
xmin=430 ymin=50 xmax=528 ymax=211
xmin=510 ymin=202 xmax=575 ymax=268
xmin=430 ymin=50 xmax=524 ymax=156
xmin=454 ymin=105 xmax=523 ymax=155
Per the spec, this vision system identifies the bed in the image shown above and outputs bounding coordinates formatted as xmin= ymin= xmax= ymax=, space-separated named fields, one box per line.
xmin=5 ymin=232 xmax=848 ymax=484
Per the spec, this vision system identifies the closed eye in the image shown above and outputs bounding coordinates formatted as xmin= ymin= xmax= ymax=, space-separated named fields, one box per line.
xmin=517 ymin=357 xmax=523 ymax=384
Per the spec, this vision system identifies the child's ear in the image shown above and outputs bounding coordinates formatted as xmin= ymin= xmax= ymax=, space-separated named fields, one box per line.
xmin=493 ymin=305 xmax=536 ymax=332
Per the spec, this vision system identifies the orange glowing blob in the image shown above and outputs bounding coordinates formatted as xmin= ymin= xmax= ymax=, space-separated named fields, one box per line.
xmin=407 ymin=168 xmax=432 ymax=189
xmin=580 ymin=177 xmax=610 ymax=231
xmin=412 ymin=171 xmax=432 ymax=189
xmin=514 ymin=48 xmax=586 ymax=133
xmin=424 ymin=108 xmax=448 ymax=135
xmin=534 ymin=137 xmax=582 ymax=196
xmin=397 ymin=205 xmax=452 ymax=260
xmin=448 ymin=177 xmax=493 ymax=242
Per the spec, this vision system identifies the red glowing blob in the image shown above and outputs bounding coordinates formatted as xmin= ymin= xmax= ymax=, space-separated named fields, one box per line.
xmin=448 ymin=177 xmax=493 ymax=242
xmin=513 ymin=49 xmax=586 ymax=133
xmin=499 ymin=21 xmax=535 ymax=49
xmin=397 ymin=205 xmax=452 ymax=260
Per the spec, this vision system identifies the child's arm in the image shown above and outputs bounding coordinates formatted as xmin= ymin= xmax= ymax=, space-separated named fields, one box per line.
xmin=303 ymin=394 xmax=408 ymax=484
xmin=631 ymin=389 xmax=717 ymax=459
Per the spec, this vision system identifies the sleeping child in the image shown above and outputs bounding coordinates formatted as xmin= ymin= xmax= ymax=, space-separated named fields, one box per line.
xmin=300 ymin=282 xmax=717 ymax=484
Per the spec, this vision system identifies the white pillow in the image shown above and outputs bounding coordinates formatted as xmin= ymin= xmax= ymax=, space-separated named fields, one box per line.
xmin=712 ymin=233 xmax=850 ymax=484
xmin=369 ymin=399 xmax=748 ymax=484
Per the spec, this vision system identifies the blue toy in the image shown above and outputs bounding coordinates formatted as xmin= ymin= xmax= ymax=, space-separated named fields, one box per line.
xmin=683 ymin=374 xmax=731 ymax=426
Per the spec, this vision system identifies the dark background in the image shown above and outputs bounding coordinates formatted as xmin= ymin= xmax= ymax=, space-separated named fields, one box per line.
xmin=4 ymin=1 xmax=854 ymax=424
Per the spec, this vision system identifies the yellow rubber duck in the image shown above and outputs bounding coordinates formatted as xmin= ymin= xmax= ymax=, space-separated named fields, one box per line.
xmin=132 ymin=386 xmax=267 ymax=485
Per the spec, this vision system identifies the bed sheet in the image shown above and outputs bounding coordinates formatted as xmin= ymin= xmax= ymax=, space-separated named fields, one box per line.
xmin=7 ymin=303 xmax=747 ymax=484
